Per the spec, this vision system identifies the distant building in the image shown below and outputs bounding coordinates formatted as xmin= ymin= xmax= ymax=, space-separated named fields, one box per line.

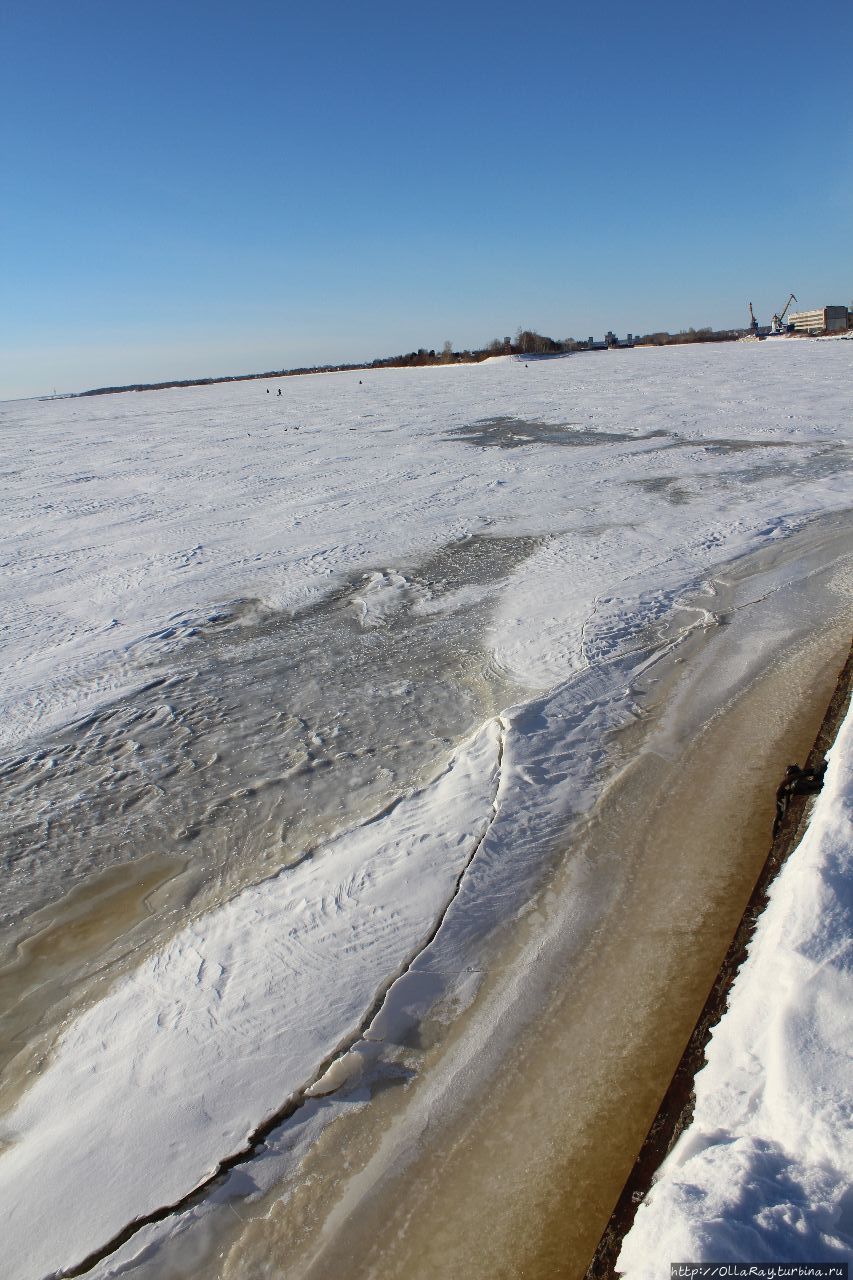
xmin=787 ymin=306 xmax=849 ymax=334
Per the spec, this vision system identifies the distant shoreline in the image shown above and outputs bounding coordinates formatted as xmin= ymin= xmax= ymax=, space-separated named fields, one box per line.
xmin=60 ymin=322 xmax=853 ymax=404
xmin=73 ymin=326 xmax=749 ymax=399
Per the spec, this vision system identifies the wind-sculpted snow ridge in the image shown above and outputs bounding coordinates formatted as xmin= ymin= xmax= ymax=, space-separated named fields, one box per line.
xmin=0 ymin=723 xmax=503 ymax=1280
xmin=617 ymin=703 xmax=853 ymax=1277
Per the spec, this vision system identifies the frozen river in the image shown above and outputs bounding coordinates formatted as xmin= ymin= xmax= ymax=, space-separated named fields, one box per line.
xmin=0 ymin=341 xmax=850 ymax=1279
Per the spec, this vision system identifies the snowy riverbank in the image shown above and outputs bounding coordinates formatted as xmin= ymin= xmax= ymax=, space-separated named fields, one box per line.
xmin=618 ymin=691 xmax=853 ymax=1273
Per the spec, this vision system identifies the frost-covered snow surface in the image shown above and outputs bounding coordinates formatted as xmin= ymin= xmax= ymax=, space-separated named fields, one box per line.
xmin=0 ymin=342 xmax=851 ymax=1280
xmin=618 ymin=700 xmax=853 ymax=1275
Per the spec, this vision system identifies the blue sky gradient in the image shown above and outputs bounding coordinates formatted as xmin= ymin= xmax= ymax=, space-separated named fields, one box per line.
xmin=2 ymin=0 xmax=851 ymax=397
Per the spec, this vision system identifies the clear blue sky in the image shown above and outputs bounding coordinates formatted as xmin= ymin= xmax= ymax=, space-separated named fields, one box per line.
xmin=2 ymin=0 xmax=851 ymax=397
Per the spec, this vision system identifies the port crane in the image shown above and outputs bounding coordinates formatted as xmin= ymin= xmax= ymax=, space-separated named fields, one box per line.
xmin=748 ymin=301 xmax=759 ymax=336
xmin=771 ymin=293 xmax=797 ymax=334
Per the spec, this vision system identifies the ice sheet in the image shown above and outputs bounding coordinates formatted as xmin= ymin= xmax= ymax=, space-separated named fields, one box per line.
xmin=0 ymin=341 xmax=851 ymax=1279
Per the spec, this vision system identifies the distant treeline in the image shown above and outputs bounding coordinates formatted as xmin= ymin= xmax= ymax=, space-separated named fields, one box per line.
xmin=635 ymin=326 xmax=743 ymax=347
xmin=77 ymin=326 xmax=745 ymax=397
xmin=508 ymin=326 xmax=743 ymax=353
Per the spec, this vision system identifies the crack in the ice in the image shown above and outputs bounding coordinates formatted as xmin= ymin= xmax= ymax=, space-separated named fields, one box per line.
xmin=56 ymin=717 xmax=507 ymax=1280
xmin=579 ymin=596 xmax=600 ymax=670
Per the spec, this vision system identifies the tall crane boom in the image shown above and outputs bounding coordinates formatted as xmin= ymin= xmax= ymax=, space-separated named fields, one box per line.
xmin=771 ymin=293 xmax=797 ymax=333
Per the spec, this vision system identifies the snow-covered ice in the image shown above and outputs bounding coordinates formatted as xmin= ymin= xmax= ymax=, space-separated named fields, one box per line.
xmin=1 ymin=343 xmax=849 ymax=754
xmin=0 ymin=341 xmax=851 ymax=1279
xmin=0 ymin=721 xmax=503 ymax=1280
xmin=618 ymin=698 xmax=853 ymax=1274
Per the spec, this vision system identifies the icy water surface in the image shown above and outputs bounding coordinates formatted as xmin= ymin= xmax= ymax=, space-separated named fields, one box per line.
xmin=0 ymin=535 xmax=534 ymax=1076
xmin=2 ymin=535 xmax=536 ymax=924
xmin=81 ymin=517 xmax=853 ymax=1280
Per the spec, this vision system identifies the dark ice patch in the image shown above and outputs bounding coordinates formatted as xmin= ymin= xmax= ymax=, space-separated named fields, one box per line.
xmin=626 ymin=477 xmax=692 ymax=505
xmin=448 ymin=417 xmax=670 ymax=450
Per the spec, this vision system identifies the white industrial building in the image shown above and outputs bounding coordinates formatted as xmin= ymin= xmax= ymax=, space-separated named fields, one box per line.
xmin=787 ymin=305 xmax=850 ymax=334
